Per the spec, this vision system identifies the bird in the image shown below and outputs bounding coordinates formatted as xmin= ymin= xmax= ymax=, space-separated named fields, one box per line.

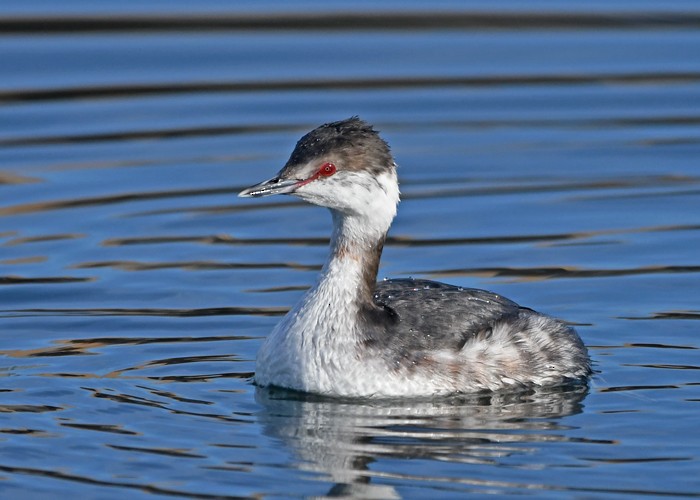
xmin=239 ymin=117 xmax=590 ymax=398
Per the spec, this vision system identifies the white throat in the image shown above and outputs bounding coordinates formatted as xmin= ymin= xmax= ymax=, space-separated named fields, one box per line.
xmin=332 ymin=168 xmax=399 ymax=241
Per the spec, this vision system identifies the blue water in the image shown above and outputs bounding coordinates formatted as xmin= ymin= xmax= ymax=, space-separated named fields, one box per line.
xmin=1 ymin=1 xmax=699 ymax=498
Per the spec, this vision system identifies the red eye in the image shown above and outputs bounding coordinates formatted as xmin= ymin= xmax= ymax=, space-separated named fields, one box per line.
xmin=319 ymin=162 xmax=336 ymax=177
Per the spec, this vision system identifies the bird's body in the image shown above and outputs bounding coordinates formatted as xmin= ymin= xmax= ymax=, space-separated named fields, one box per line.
xmin=240 ymin=117 xmax=590 ymax=398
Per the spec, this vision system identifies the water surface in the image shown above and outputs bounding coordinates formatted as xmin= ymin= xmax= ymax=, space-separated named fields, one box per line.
xmin=1 ymin=1 xmax=699 ymax=498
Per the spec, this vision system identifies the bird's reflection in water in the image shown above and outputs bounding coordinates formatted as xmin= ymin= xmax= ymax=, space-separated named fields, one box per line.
xmin=256 ymin=384 xmax=588 ymax=498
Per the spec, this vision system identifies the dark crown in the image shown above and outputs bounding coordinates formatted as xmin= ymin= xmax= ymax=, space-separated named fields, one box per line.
xmin=285 ymin=117 xmax=394 ymax=175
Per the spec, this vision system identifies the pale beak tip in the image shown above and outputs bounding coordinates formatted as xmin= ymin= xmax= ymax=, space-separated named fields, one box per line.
xmin=238 ymin=177 xmax=299 ymax=198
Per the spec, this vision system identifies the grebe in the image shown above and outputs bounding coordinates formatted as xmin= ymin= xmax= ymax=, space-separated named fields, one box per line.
xmin=239 ymin=117 xmax=590 ymax=397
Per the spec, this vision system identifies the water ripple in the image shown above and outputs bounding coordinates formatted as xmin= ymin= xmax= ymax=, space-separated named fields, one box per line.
xmin=416 ymin=265 xmax=700 ymax=281
xmin=73 ymin=260 xmax=320 ymax=272
xmin=0 ymin=276 xmax=93 ymax=285
xmin=60 ymin=423 xmax=138 ymax=435
xmin=0 ymin=307 xmax=287 ymax=319
xmin=0 ymin=405 xmax=63 ymax=413
xmin=3 ymin=11 xmax=700 ymax=34
xmin=0 ymin=464 xmax=250 ymax=500
xmin=101 ymin=222 xmax=700 ymax=248
xmin=620 ymin=311 xmax=700 ymax=321
xmin=2 ymin=71 xmax=699 ymax=105
xmin=0 ymin=186 xmax=240 ymax=216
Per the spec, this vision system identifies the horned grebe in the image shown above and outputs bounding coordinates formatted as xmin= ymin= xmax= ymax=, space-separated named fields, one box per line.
xmin=239 ymin=117 xmax=590 ymax=397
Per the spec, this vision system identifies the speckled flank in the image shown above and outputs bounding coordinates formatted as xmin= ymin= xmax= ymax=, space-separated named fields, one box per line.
xmin=243 ymin=117 xmax=591 ymax=398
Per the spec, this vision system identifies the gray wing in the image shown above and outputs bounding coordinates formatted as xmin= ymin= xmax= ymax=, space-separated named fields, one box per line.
xmin=362 ymin=278 xmax=523 ymax=354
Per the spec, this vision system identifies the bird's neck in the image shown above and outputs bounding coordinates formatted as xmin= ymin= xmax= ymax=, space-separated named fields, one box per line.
xmin=289 ymin=210 xmax=389 ymax=330
xmin=323 ymin=211 xmax=387 ymax=307
xmin=290 ymin=169 xmax=399 ymax=332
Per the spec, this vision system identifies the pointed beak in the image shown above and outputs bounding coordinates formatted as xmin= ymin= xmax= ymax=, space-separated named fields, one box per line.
xmin=238 ymin=176 xmax=299 ymax=198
